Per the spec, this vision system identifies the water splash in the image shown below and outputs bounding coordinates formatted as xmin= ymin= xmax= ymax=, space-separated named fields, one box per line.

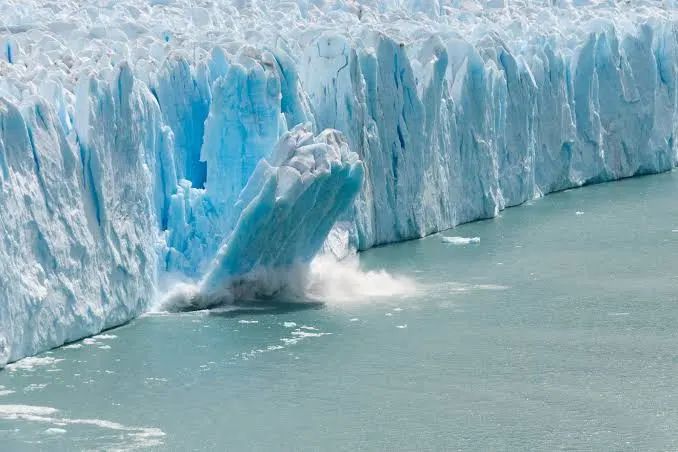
xmin=154 ymin=253 xmax=416 ymax=312
xmin=305 ymin=254 xmax=416 ymax=304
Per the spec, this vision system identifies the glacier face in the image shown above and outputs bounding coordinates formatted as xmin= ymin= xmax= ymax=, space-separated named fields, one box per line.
xmin=0 ymin=67 xmax=159 ymax=366
xmin=2 ymin=0 xmax=678 ymax=365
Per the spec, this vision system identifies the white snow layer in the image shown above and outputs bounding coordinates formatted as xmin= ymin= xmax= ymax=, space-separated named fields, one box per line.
xmin=2 ymin=0 xmax=678 ymax=365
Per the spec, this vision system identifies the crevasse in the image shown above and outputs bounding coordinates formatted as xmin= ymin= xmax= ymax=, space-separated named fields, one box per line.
xmin=1 ymin=0 xmax=677 ymax=366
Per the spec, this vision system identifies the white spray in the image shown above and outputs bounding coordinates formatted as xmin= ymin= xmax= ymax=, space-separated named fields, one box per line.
xmin=154 ymin=253 xmax=416 ymax=312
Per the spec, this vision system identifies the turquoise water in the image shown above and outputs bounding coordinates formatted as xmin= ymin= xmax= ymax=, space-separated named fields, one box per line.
xmin=3 ymin=172 xmax=678 ymax=451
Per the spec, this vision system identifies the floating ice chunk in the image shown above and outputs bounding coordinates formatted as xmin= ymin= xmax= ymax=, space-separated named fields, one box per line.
xmin=442 ymin=236 xmax=481 ymax=245
xmin=280 ymin=330 xmax=331 ymax=346
xmin=267 ymin=345 xmax=284 ymax=351
xmin=62 ymin=344 xmax=83 ymax=350
xmin=0 ymin=405 xmax=59 ymax=416
xmin=6 ymin=357 xmax=63 ymax=372
xmin=0 ymin=404 xmax=164 ymax=448
xmin=0 ymin=388 xmax=15 ymax=397
xmin=24 ymin=384 xmax=48 ymax=392
xmin=290 ymin=330 xmax=326 ymax=338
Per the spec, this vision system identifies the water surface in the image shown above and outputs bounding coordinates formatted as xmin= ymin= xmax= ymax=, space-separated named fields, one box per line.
xmin=2 ymin=172 xmax=678 ymax=450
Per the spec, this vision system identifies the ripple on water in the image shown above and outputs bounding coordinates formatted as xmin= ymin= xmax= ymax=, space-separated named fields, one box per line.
xmin=0 ymin=404 xmax=164 ymax=448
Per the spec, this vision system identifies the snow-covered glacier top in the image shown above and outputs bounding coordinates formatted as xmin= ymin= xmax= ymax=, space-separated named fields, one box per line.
xmin=1 ymin=0 xmax=676 ymax=102
xmin=3 ymin=0 xmax=678 ymax=365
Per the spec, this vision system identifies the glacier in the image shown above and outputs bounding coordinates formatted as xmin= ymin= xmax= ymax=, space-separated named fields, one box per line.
xmin=2 ymin=0 xmax=678 ymax=366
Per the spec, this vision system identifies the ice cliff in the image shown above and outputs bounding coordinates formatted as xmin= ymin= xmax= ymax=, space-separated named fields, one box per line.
xmin=2 ymin=0 xmax=678 ymax=365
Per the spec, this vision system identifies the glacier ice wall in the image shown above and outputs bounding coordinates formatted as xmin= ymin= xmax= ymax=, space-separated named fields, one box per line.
xmin=2 ymin=0 xmax=678 ymax=364
xmin=0 ymin=66 xmax=161 ymax=365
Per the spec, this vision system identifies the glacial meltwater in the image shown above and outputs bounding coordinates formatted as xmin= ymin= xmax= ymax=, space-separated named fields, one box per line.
xmin=3 ymin=172 xmax=678 ymax=451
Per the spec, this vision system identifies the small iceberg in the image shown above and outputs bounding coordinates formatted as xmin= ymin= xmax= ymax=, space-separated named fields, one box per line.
xmin=441 ymin=236 xmax=480 ymax=245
